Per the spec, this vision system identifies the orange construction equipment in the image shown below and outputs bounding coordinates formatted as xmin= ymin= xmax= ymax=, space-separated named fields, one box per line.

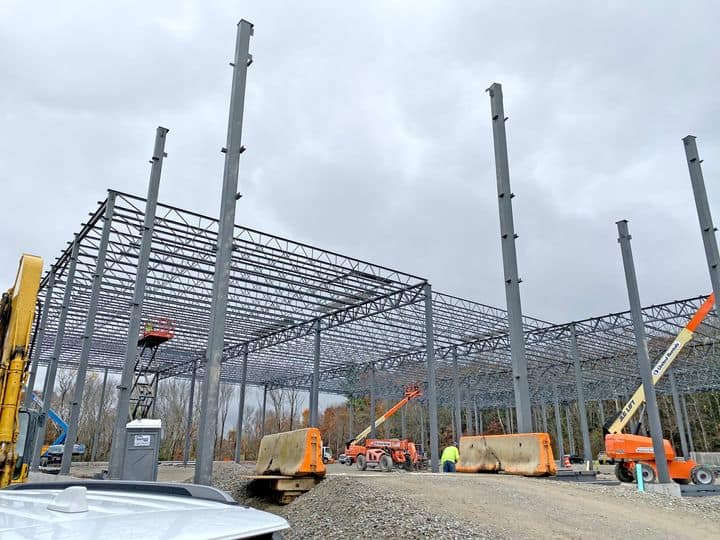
xmin=456 ymin=433 xmax=557 ymax=477
xmin=344 ymin=385 xmax=422 ymax=471
xmin=352 ymin=438 xmax=425 ymax=472
xmin=604 ymin=294 xmax=716 ymax=486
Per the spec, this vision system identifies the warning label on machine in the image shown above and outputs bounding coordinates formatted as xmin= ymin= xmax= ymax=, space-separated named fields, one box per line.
xmin=134 ymin=434 xmax=151 ymax=447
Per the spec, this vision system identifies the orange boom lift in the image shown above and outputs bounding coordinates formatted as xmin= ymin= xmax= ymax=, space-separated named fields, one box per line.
xmin=344 ymin=385 xmax=423 ymax=471
xmin=604 ymin=294 xmax=716 ymax=485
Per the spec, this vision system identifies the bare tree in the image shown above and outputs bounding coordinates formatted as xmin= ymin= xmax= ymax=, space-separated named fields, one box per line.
xmin=216 ymin=383 xmax=235 ymax=457
xmin=286 ymin=386 xmax=302 ymax=431
xmin=268 ymin=387 xmax=286 ymax=433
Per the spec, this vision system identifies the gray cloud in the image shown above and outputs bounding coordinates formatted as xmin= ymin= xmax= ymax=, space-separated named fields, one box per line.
xmin=1 ymin=0 xmax=718 ymax=328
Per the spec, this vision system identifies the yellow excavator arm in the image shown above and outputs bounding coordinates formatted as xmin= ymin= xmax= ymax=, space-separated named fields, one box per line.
xmin=0 ymin=254 xmax=43 ymax=487
xmin=606 ymin=293 xmax=715 ymax=435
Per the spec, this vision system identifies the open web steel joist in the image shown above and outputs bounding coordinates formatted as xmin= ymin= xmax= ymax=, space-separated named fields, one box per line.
xmin=32 ymin=191 xmax=720 ymax=410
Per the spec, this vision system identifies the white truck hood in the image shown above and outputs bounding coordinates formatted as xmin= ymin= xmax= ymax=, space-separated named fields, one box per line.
xmin=0 ymin=483 xmax=288 ymax=540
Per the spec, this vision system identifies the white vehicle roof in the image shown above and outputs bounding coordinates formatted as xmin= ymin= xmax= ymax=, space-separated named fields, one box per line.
xmin=1 ymin=481 xmax=289 ymax=540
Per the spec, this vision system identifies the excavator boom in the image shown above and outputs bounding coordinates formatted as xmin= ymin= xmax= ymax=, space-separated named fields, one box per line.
xmin=0 ymin=255 xmax=43 ymax=487
xmin=607 ymin=293 xmax=715 ymax=434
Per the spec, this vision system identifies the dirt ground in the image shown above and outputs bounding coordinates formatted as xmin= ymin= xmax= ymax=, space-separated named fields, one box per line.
xmin=323 ymin=464 xmax=719 ymax=539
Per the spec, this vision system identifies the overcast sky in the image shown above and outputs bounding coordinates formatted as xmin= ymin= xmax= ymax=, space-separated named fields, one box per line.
xmin=2 ymin=1 xmax=718 ymax=326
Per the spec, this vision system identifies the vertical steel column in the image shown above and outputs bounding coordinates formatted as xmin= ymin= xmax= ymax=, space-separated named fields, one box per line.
xmin=452 ymin=346 xmax=462 ymax=439
xmin=260 ymin=384 xmax=268 ymax=439
xmin=487 ymin=83 xmax=532 ymax=432
xmin=683 ymin=136 xmax=720 ymax=319
xmin=541 ymin=402 xmax=548 ymax=433
xmin=465 ymin=404 xmax=472 ymax=436
xmin=108 ymin=127 xmax=168 ymax=479
xmin=310 ymin=320 xmax=321 ymax=427
xmin=194 ymin=20 xmax=253 ymax=485
xmin=61 ymin=194 xmax=116 ymax=475
xmin=423 ymin=283 xmax=440 ymax=472
xmin=553 ymin=383 xmax=565 ymax=460
xmin=400 ymin=406 xmax=407 ymax=439
xmin=348 ymin=396 xmax=354 ymax=438
xmin=23 ymin=270 xmax=56 ymax=409
xmin=479 ymin=407 xmax=484 ymax=434
xmin=450 ymin=409 xmax=456 ymax=441
xmin=669 ymin=371 xmax=689 ymax=458
xmin=616 ymin=220 xmax=671 ymax=483
xmin=30 ymin=237 xmax=80 ymax=471
xmin=90 ymin=368 xmax=109 ymax=462
xmin=183 ymin=361 xmax=198 ymax=466
xmin=419 ymin=404 xmax=426 ymax=452
xmin=565 ymin=406 xmax=575 ymax=455
xmin=569 ymin=326 xmax=592 ymax=462
xmin=473 ymin=400 xmax=480 ymax=434
xmin=369 ymin=363 xmax=377 ymax=438
xmin=681 ymin=394 xmax=695 ymax=453
xmin=234 ymin=346 xmax=248 ymax=463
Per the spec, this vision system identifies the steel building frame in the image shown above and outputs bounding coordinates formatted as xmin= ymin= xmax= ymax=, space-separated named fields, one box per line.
xmin=32 ymin=191 xmax=720 ymax=413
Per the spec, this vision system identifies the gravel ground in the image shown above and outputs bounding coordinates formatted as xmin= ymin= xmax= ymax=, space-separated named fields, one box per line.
xmin=211 ymin=463 xmax=720 ymax=539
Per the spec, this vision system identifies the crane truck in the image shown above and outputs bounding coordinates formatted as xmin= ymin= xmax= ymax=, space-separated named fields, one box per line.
xmin=343 ymin=384 xmax=424 ymax=471
xmin=0 ymin=254 xmax=43 ymax=487
xmin=604 ymin=293 xmax=716 ymax=485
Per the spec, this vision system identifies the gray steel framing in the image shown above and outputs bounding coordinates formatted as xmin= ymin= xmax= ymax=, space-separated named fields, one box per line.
xmin=487 ymin=82 xmax=532 ymax=433
xmin=617 ymin=220 xmax=670 ymax=484
xmin=195 ymin=19 xmax=254 ymax=486
xmin=109 ymin=126 xmax=169 ymax=479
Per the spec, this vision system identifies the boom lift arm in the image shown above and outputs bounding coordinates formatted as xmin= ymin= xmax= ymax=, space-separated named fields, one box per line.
xmin=347 ymin=385 xmax=421 ymax=446
xmin=0 ymin=255 xmax=43 ymax=487
xmin=605 ymin=293 xmax=715 ymax=434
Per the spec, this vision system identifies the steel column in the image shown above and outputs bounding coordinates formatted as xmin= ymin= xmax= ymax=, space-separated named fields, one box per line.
xmin=465 ymin=404 xmax=472 ymax=436
xmin=570 ymin=325 xmax=592 ymax=462
xmin=683 ymin=136 xmax=720 ymax=319
xmin=478 ymin=407 xmax=484 ymax=434
xmin=452 ymin=346 xmax=462 ymax=439
xmin=23 ymin=270 xmax=56 ymax=409
xmin=108 ymin=127 xmax=169 ymax=479
xmin=474 ymin=400 xmax=480 ymax=434
xmin=681 ymin=394 xmax=695 ymax=453
xmin=369 ymin=363 xmax=376 ymax=438
xmin=668 ymin=370 xmax=689 ymax=458
xmin=487 ymin=82 xmax=531 ymax=432
xmin=260 ymin=384 xmax=268 ymax=439
xmin=234 ymin=346 xmax=248 ymax=463
xmin=183 ymin=361 xmax=198 ymax=466
xmin=310 ymin=319 xmax=321 ymax=427
xmin=348 ymin=397 xmax=354 ymax=438
xmin=553 ymin=383 xmax=565 ymax=460
xmin=565 ymin=406 xmax=575 ymax=455
xmin=31 ymin=237 xmax=80 ymax=471
xmin=90 ymin=368 xmax=109 ymax=462
xmin=450 ymin=410 xmax=456 ymax=441
xmin=61 ymin=193 xmax=116 ymax=475
xmin=194 ymin=20 xmax=253 ymax=485
xmin=616 ymin=220 xmax=671 ymax=483
xmin=541 ymin=402 xmax=548 ymax=433
xmin=424 ymin=283 xmax=440 ymax=472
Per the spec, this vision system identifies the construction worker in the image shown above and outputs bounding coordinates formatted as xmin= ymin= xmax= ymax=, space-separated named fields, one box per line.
xmin=441 ymin=441 xmax=459 ymax=472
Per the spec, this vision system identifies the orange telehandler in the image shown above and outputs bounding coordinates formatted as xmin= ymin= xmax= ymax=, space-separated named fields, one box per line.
xmin=604 ymin=294 xmax=716 ymax=485
xmin=343 ymin=385 xmax=424 ymax=471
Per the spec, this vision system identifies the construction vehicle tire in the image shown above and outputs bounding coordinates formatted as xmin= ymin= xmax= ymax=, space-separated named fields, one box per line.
xmin=379 ymin=455 xmax=393 ymax=473
xmin=691 ymin=465 xmax=714 ymax=485
xmin=615 ymin=462 xmax=634 ymax=483
xmin=639 ymin=463 xmax=656 ymax=484
xmin=356 ymin=454 xmax=367 ymax=471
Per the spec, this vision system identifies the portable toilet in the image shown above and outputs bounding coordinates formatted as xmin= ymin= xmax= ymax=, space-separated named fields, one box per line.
xmin=122 ymin=419 xmax=162 ymax=481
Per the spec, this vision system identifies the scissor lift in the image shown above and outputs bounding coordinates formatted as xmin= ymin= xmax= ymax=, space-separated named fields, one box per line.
xmin=130 ymin=319 xmax=174 ymax=419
